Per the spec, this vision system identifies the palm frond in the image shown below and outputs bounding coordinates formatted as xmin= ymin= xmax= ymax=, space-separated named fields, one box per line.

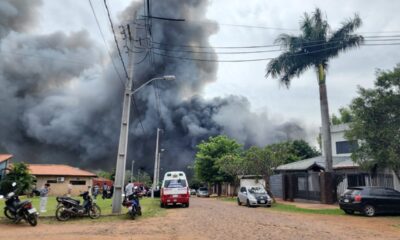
xmin=328 ymin=14 xmax=363 ymax=43
xmin=325 ymin=14 xmax=364 ymax=59
xmin=266 ymin=51 xmax=312 ymax=87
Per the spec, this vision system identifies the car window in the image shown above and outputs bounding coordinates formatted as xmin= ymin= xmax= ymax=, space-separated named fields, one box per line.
xmin=384 ymin=189 xmax=400 ymax=196
xmin=370 ymin=188 xmax=386 ymax=196
xmin=164 ymin=179 xmax=187 ymax=188
xmin=199 ymin=187 xmax=208 ymax=191
xmin=344 ymin=189 xmax=361 ymax=196
xmin=240 ymin=187 xmax=246 ymax=193
xmin=248 ymin=187 xmax=266 ymax=194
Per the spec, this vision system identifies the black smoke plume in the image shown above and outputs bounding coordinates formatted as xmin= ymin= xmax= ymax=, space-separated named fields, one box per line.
xmin=0 ymin=0 xmax=311 ymax=174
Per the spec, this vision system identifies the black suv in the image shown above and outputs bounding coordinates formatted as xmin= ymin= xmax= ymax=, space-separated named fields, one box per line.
xmin=339 ymin=186 xmax=400 ymax=216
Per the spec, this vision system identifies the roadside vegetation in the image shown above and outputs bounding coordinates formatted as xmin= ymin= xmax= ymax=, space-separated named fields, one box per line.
xmin=193 ymin=135 xmax=319 ymax=194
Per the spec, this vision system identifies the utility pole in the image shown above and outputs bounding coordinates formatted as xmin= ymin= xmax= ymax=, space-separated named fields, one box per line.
xmin=151 ymin=128 xmax=161 ymax=198
xmin=111 ymin=25 xmax=134 ymax=214
xmin=130 ymin=160 xmax=135 ymax=182
xmin=156 ymin=148 xmax=164 ymax=189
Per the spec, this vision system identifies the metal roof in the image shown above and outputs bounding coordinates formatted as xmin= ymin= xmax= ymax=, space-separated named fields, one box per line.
xmin=276 ymin=156 xmax=357 ymax=171
xmin=0 ymin=154 xmax=12 ymax=163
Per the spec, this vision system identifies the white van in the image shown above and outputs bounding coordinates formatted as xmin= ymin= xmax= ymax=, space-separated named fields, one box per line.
xmin=160 ymin=171 xmax=189 ymax=208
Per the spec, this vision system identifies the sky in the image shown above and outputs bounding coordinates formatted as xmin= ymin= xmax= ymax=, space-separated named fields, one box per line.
xmin=15 ymin=0 xmax=400 ymax=143
xmin=0 ymin=0 xmax=400 ymax=159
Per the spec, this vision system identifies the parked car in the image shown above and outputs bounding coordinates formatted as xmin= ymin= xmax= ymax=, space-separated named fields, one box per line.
xmin=196 ymin=187 xmax=210 ymax=197
xmin=237 ymin=186 xmax=272 ymax=207
xmin=190 ymin=189 xmax=197 ymax=195
xmin=339 ymin=186 xmax=400 ymax=217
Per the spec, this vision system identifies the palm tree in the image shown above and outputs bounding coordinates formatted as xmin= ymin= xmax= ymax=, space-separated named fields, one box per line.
xmin=266 ymin=8 xmax=363 ymax=172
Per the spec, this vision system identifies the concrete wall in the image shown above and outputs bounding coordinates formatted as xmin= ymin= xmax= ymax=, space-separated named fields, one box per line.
xmin=35 ymin=175 xmax=94 ymax=196
xmin=240 ymin=178 xmax=266 ymax=188
xmin=322 ymin=124 xmax=351 ymax=157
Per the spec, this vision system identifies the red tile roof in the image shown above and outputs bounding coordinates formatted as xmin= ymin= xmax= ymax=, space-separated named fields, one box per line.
xmin=0 ymin=154 xmax=12 ymax=163
xmin=28 ymin=164 xmax=97 ymax=177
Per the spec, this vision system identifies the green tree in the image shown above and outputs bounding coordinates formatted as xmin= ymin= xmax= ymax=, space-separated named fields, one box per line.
xmin=216 ymin=153 xmax=245 ymax=191
xmin=0 ymin=162 xmax=36 ymax=195
xmin=346 ymin=65 xmax=400 ymax=178
xmin=331 ymin=107 xmax=353 ymax=125
xmin=194 ymin=135 xmax=242 ymax=186
xmin=137 ymin=171 xmax=152 ymax=187
xmin=291 ymin=139 xmax=320 ymax=160
xmin=97 ymin=170 xmax=113 ymax=180
xmin=266 ymin=8 xmax=363 ymax=172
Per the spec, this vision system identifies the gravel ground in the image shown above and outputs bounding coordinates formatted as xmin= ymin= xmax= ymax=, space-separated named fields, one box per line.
xmin=1 ymin=197 xmax=400 ymax=240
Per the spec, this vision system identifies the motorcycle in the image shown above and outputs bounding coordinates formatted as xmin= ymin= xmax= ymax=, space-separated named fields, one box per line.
xmin=0 ymin=182 xmax=38 ymax=227
xmin=55 ymin=191 xmax=101 ymax=221
xmin=122 ymin=192 xmax=142 ymax=219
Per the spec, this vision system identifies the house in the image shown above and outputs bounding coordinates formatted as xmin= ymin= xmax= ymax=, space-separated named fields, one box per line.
xmin=0 ymin=154 xmax=12 ymax=181
xmin=28 ymin=164 xmax=97 ymax=196
xmin=270 ymin=123 xmax=399 ymax=203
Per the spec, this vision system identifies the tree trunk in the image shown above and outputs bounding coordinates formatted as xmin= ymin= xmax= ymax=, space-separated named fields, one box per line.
xmin=317 ymin=64 xmax=333 ymax=172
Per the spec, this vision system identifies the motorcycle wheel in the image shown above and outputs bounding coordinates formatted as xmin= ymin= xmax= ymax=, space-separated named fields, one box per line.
xmin=26 ymin=213 xmax=38 ymax=227
xmin=88 ymin=205 xmax=101 ymax=219
xmin=55 ymin=206 xmax=71 ymax=221
xmin=4 ymin=208 xmax=16 ymax=220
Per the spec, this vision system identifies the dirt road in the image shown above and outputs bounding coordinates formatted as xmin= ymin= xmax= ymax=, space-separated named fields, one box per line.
xmin=1 ymin=198 xmax=400 ymax=240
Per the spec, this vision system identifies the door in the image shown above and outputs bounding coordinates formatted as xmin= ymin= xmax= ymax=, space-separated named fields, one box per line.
xmin=370 ymin=188 xmax=390 ymax=212
xmin=238 ymin=187 xmax=247 ymax=203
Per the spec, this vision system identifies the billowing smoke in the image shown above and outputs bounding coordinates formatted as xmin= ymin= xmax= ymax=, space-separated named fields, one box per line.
xmin=0 ymin=0 xmax=311 ymax=174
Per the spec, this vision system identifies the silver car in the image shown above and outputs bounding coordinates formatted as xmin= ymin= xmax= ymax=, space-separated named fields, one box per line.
xmin=237 ymin=186 xmax=272 ymax=207
xmin=196 ymin=187 xmax=210 ymax=197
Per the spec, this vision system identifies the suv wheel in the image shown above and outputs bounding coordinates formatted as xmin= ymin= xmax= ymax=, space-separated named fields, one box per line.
xmin=246 ymin=199 xmax=251 ymax=207
xmin=364 ymin=205 xmax=376 ymax=217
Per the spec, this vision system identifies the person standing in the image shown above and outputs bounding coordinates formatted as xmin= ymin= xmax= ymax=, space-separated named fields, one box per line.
xmin=67 ymin=183 xmax=72 ymax=197
xmin=40 ymin=183 xmax=50 ymax=213
xmin=102 ymin=182 xmax=108 ymax=199
xmin=125 ymin=180 xmax=134 ymax=197
xmin=93 ymin=184 xmax=99 ymax=199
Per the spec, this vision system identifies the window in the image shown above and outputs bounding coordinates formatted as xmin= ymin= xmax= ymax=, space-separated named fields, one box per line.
xmin=240 ymin=187 xmax=246 ymax=193
xmin=347 ymin=174 xmax=366 ymax=187
xmin=336 ymin=141 xmax=358 ymax=154
xmin=46 ymin=180 xmax=57 ymax=184
xmin=164 ymin=179 xmax=187 ymax=188
xmin=370 ymin=188 xmax=386 ymax=196
xmin=70 ymin=180 xmax=86 ymax=185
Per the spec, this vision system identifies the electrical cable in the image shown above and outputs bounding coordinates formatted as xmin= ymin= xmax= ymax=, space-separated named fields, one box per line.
xmin=103 ymin=0 xmax=130 ymax=80
xmin=153 ymin=42 xmax=400 ymax=62
xmin=88 ymin=0 xmax=125 ymax=87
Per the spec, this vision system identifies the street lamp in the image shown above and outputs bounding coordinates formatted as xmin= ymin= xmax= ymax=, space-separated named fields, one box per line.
xmin=131 ymin=75 xmax=175 ymax=95
xmin=112 ymin=75 xmax=175 ymax=214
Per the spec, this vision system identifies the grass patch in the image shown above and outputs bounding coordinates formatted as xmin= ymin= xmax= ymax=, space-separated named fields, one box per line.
xmin=216 ymin=197 xmax=344 ymax=215
xmin=0 ymin=196 xmax=165 ymax=222
xmin=269 ymin=203 xmax=344 ymax=215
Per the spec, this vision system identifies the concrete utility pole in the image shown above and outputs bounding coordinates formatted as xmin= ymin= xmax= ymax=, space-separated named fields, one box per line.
xmin=151 ymin=128 xmax=161 ymax=198
xmin=112 ymin=25 xmax=134 ymax=214
xmin=156 ymin=148 xmax=164 ymax=189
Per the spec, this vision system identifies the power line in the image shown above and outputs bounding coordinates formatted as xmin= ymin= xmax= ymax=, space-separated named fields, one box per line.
xmin=151 ymin=35 xmax=400 ymax=50
xmin=88 ymin=0 xmax=125 ymax=87
xmin=154 ymin=43 xmax=400 ymax=63
xmin=130 ymin=96 xmax=146 ymax=134
xmin=103 ymin=0 xmax=129 ymax=80
xmin=151 ymin=37 xmax=400 ymax=55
